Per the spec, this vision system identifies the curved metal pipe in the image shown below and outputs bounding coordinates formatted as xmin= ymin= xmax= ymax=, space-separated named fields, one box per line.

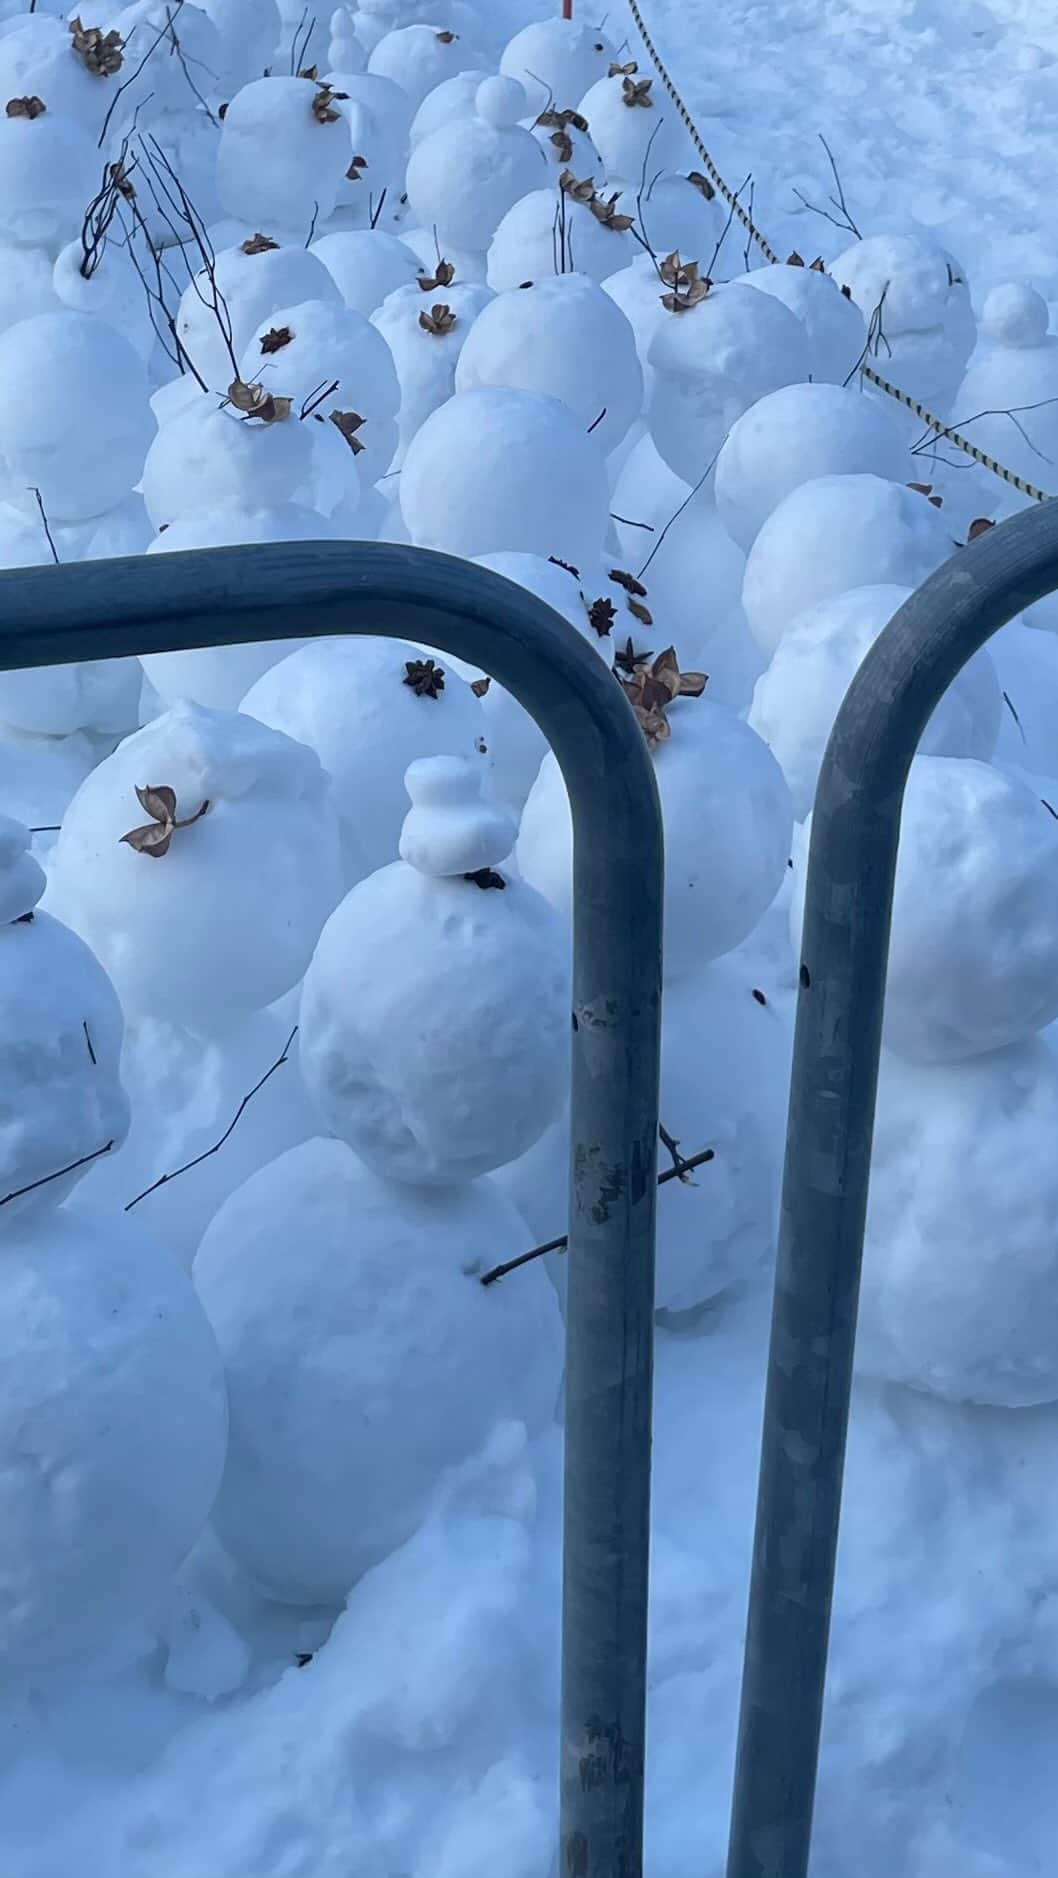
xmin=0 ymin=539 xmax=664 ymax=1877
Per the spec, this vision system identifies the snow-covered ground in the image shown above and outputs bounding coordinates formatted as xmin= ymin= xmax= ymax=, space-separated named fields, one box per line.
xmin=3 ymin=0 xmax=1058 ymax=1873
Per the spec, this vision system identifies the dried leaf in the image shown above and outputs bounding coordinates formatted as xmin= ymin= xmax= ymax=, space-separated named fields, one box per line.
xmin=608 ymin=60 xmax=638 ymax=76
xmin=608 ymin=568 xmax=648 ymax=597
xmin=241 ymin=232 xmax=279 ymax=254
xmin=404 ymin=658 xmax=445 ymax=698
xmin=589 ymin=191 xmax=634 ymax=231
xmin=6 ymin=95 xmax=46 ymax=118
xmin=840 ymin=283 xmax=853 ymax=299
xmin=417 ymin=259 xmax=455 ymax=291
xmin=907 ymin=481 xmax=934 ymax=496
xmin=613 ymin=637 xmax=650 ymax=675
xmin=463 ymin=867 xmax=506 ymax=890
xmin=419 ymin=302 xmax=457 ymax=335
xmin=550 ymin=128 xmax=574 ymax=163
xmin=121 ymin=821 xmax=174 ymax=857
xmin=226 ymin=378 xmax=291 ymax=423
xmin=627 ymin=597 xmax=654 ymax=626
xmin=559 ymin=169 xmax=596 ymax=204
xmin=69 ymin=17 xmax=124 ymax=77
xmin=968 ymin=517 xmax=995 ymax=541
xmin=687 ymin=170 xmax=715 ymax=200
xmin=588 ymin=596 xmax=617 ymax=636
xmin=345 ymin=153 xmax=368 ymax=179
xmin=471 ymin=676 xmax=491 ymax=697
xmin=297 ymin=63 xmax=319 ymax=79
xmin=436 ymin=29 xmax=456 ymax=42
xmin=311 ymin=83 xmax=347 ymax=124
xmin=135 ymin=783 xmax=177 ymax=824
xmin=928 ymin=494 xmax=943 ymax=508
xmin=329 ymin=409 xmax=366 ymax=453
xmin=259 ymin=324 xmax=294 ymax=355
xmin=619 ymin=646 xmax=707 ymax=746
xmin=662 ymin=277 xmax=710 ymax=312
xmin=621 ymin=76 xmax=653 ymax=108
xmin=809 ymin=256 xmax=826 ymax=272
xmin=786 ymin=250 xmax=805 ymax=267
xmin=549 ymin=555 xmax=581 ymax=578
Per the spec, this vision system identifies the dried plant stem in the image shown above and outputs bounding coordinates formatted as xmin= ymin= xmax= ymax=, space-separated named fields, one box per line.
xmin=124 ymin=1026 xmax=298 ymax=1212
xmin=1 ymin=1141 xmax=115 ymax=1210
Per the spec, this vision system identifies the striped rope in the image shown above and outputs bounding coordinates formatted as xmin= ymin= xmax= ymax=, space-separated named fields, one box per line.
xmin=624 ymin=0 xmax=1051 ymax=505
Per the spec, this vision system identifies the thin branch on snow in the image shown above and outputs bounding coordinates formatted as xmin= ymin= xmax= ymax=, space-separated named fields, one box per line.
xmin=638 ymin=449 xmax=721 ymax=580
xmin=911 ymin=397 xmax=1058 ymax=469
xmin=2 ymin=1141 xmax=115 ymax=1211
xmin=792 ymin=133 xmax=861 ymax=238
xmin=98 ymin=0 xmax=189 ymax=150
xmin=30 ymin=488 xmax=60 ymax=564
xmin=123 ymin=1026 xmax=299 ymax=1212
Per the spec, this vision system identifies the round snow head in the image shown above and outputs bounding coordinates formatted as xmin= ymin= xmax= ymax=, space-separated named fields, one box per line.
xmin=311 ymin=228 xmax=425 ymax=314
xmin=47 ymin=701 xmax=343 ymax=1033
xmin=241 ymin=636 xmax=489 ymax=887
xmin=576 ymin=68 xmax=692 ymax=188
xmin=142 ymin=396 xmax=319 ymax=531
xmin=217 ymin=76 xmax=354 ymax=237
xmin=647 ymin=281 xmax=813 ymax=486
xmin=741 ymin=474 xmax=956 ymax=659
xmin=858 ymin=1036 xmax=1058 ymax=1405
xmin=751 ymin=587 xmax=1000 ymax=819
xmin=739 ymin=260 xmax=868 ymax=384
xmin=0 ymin=312 xmax=153 ymax=523
xmin=474 ymin=74 xmax=526 ymax=129
xmin=454 ymin=272 xmax=643 ymax=456
xmin=0 ymin=1207 xmax=227 ymax=1672
xmin=499 ymin=17 xmax=615 ymax=116
xmin=240 ymin=296 xmax=400 ymax=483
xmin=409 ymin=68 xmax=491 ymax=147
xmin=981 ymin=282 xmax=1049 ymax=348
xmin=399 ymin=385 xmax=610 ymax=571
xmin=405 ymin=112 xmax=547 ymax=256
xmin=793 ymin=756 xmax=1058 ymax=1061
xmin=829 ymin=231 xmax=976 ymax=412
xmin=487 ymin=185 xmax=635 ymax=291
xmin=176 ymin=241 xmax=343 ymax=393
xmin=193 ymin=1138 xmax=563 ymax=1603
xmin=367 ymin=23 xmax=480 ymax=110
xmin=0 ymin=102 xmax=98 ymax=250
xmin=371 ymin=276 xmax=493 ymax=465
xmin=715 ymin=382 xmax=909 ymax=553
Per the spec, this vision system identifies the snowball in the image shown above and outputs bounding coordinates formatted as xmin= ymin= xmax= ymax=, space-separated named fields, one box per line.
xmin=240 ymin=635 xmax=489 ymax=887
xmin=0 ymin=889 xmax=129 ymax=1227
xmin=141 ymin=503 xmax=343 ymax=709
xmin=487 ymin=184 xmax=635 ymax=291
xmin=715 ymin=382 xmax=911 ymax=552
xmin=453 ymin=272 xmax=643 ymax=457
xmin=739 ymin=260 xmax=868 ymax=383
xmin=404 ymin=109 xmax=548 ymax=256
xmin=741 ymin=474 xmax=958 ymax=659
xmin=197 ymin=0 xmax=283 ymax=92
xmin=0 ymin=97 xmax=98 ymax=251
xmin=240 ymin=296 xmax=400 ymax=483
xmin=0 ymin=1205 xmax=227 ymax=1672
xmin=409 ymin=66 xmax=491 ymax=145
xmin=519 ymin=694 xmax=793 ymax=980
xmin=193 ymin=1137 xmax=563 ymax=1601
xmin=298 ymin=759 xmax=569 ymax=1183
xmin=576 ymin=67 xmax=693 ymax=188
xmin=399 ymin=384 xmax=610 ymax=572
xmin=142 ymin=396 xmax=322 ymax=530
xmin=217 ymin=76 xmax=354 ymax=239
xmin=368 ymin=23 xmax=482 ymax=109
xmin=751 ymin=587 xmax=1001 ymax=818
xmin=47 ymin=701 xmax=343 ymax=1032
xmin=372 ymin=276 xmax=493 ymax=465
xmin=647 ymin=281 xmax=813 ymax=485
xmin=51 ymin=235 xmax=156 ymax=364
xmin=830 ymin=231 xmax=976 ymax=414
xmin=474 ymin=74 xmax=527 ymax=129
xmin=856 ymin=1035 xmax=1058 ymax=1405
xmin=0 ymin=312 xmax=154 ymax=524
xmin=981 ymin=282 xmax=1050 ymax=348
xmin=499 ymin=16 xmax=615 ymax=116
xmin=635 ymin=173 xmax=725 ymax=266
xmin=311 ymin=227 xmax=425 ymax=314
xmin=177 ymin=242 xmax=344 ymax=396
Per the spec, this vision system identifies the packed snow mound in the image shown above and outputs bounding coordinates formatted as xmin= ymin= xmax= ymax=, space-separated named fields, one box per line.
xmin=742 ymin=473 xmax=958 ymax=658
xmin=487 ymin=183 xmax=635 ymax=291
xmin=141 ymin=396 xmax=324 ymax=531
xmin=0 ymin=311 xmax=154 ymax=525
xmin=499 ymin=16 xmax=615 ymax=116
xmin=795 ymin=756 xmax=1058 ymax=1061
xmin=298 ymin=756 xmax=569 ymax=1184
xmin=0 ymin=95 xmax=98 ymax=251
xmin=239 ymin=295 xmax=400 ymax=483
xmin=216 ymin=76 xmax=355 ymax=238
xmin=647 ymin=280 xmax=813 ymax=485
xmin=857 ymin=1035 xmax=1058 ymax=1405
xmin=404 ymin=88 xmax=547 ymax=257
xmin=175 ymin=241 xmax=343 ymax=394
xmin=0 ymin=1203 xmax=227 ymax=1674
xmin=311 ymin=226 xmax=426 ymax=313
xmin=46 ymin=701 xmax=343 ymax=1033
xmin=193 ymin=1136 xmax=563 ymax=1603
xmin=518 ymin=695 xmax=793 ymax=981
xmin=453 ymin=272 xmax=644 ymax=458
xmin=751 ymin=586 xmax=1001 ymax=819
xmin=715 ymin=382 xmax=909 ymax=553
xmin=240 ymin=635 xmax=489 ymax=888
xmin=576 ymin=65 xmax=693 ymax=188
xmin=830 ymin=230 xmax=977 ymax=414
xmin=399 ymin=384 xmax=610 ymax=571
xmin=738 ymin=259 xmax=868 ymax=383
xmin=408 ymin=67 xmax=492 ymax=146
xmin=372 ymin=275 xmax=493 ymax=466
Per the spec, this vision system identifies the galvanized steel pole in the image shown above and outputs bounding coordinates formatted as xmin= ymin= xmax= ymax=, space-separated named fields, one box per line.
xmin=0 ymin=541 xmax=663 ymax=1877
xmin=726 ymin=498 xmax=1058 ymax=1878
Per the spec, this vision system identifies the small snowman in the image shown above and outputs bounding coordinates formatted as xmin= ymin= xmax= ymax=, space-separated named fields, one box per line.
xmin=830 ymin=228 xmax=976 ymax=420
xmin=949 ymin=284 xmax=1058 ymax=501
xmin=298 ymin=755 xmax=570 ymax=1185
xmin=372 ymin=264 xmax=493 ymax=467
xmin=404 ymin=75 xmax=548 ymax=270
xmin=499 ymin=15 xmax=616 ymax=116
xmin=368 ymin=22 xmax=484 ymax=111
xmin=739 ymin=255 xmax=868 ymax=385
xmin=576 ymin=60 xmax=693 ymax=195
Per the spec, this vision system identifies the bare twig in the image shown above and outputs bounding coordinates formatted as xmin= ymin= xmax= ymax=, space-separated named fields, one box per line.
xmin=2 ymin=1141 xmax=115 ymax=1210
xmin=610 ymin=512 xmax=655 ymax=532
xmin=369 ymin=186 xmax=387 ymax=230
xmin=30 ymin=488 xmax=59 ymax=564
xmin=83 ymin=1021 xmax=97 ymax=1066
xmin=911 ymin=397 xmax=1058 ymax=470
xmin=792 ymin=134 xmax=861 ymax=238
xmin=638 ymin=449 xmax=721 ymax=579
xmin=98 ymin=0 xmax=188 ymax=149
xmin=124 ymin=1026 xmax=298 ymax=1212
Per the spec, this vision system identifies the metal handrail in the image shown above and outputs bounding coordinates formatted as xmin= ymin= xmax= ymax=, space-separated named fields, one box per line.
xmin=726 ymin=497 xmax=1058 ymax=1877
xmin=0 ymin=540 xmax=665 ymax=1878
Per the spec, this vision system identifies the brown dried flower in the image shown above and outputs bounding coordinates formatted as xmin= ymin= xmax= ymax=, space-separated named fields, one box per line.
xmin=419 ymin=303 xmax=457 ymax=335
xmin=550 ymin=128 xmax=574 ymax=164
xmin=346 ymin=153 xmax=368 ymax=179
xmin=787 ymin=250 xmax=805 ymax=267
xmin=810 ymin=256 xmax=826 ymax=272
xmin=659 ymin=251 xmax=711 ymax=313
xmin=609 ymin=60 xmax=638 ymax=76
xmin=121 ymin=785 xmax=209 ymax=859
xmin=69 ymin=17 xmax=124 ymax=77
xmin=6 ymin=96 xmax=46 ymax=119
xmin=621 ymin=76 xmax=653 ymax=108
xmin=627 ymin=597 xmax=654 ymax=626
xmin=618 ymin=646 xmax=708 ymax=747
xmin=559 ymin=169 xmax=596 ymax=205
xmin=417 ymin=258 xmax=455 ymax=291
xmin=587 ymin=596 xmax=617 ymax=636
xmin=311 ymin=83 xmax=348 ymax=124
xmin=329 ymin=410 xmax=366 ymax=453
xmin=259 ymin=325 xmax=294 ymax=355
xmin=613 ymin=637 xmax=651 ymax=676
xmin=241 ymin=232 xmax=279 ymax=255
xmin=404 ymin=658 xmax=445 ymax=698
xmin=687 ymin=170 xmax=715 ymax=200
xmin=590 ymin=191 xmax=634 ymax=232
xmin=297 ymin=63 xmax=319 ymax=79
xmin=226 ymin=378 xmax=292 ymax=423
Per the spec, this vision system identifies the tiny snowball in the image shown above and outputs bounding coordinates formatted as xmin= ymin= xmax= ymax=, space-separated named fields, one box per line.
xmin=980 ymin=282 xmax=1050 ymax=348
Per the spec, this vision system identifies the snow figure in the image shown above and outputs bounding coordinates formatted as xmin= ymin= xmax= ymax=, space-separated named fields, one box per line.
xmin=298 ymin=755 xmax=569 ymax=1184
xmin=739 ymin=257 xmax=868 ymax=384
xmin=399 ymin=384 xmax=610 ymax=573
xmin=715 ymin=382 xmax=911 ymax=553
xmin=576 ymin=63 xmax=693 ymax=194
xmin=829 ymin=229 xmax=977 ymax=418
xmin=241 ymin=636 xmax=489 ymax=888
xmin=0 ymin=311 xmax=154 ymax=524
xmin=404 ymin=77 xmax=548 ymax=267
xmin=741 ymin=473 xmax=958 ymax=659
xmin=327 ymin=5 xmax=367 ymax=72
xmin=647 ymin=279 xmax=813 ymax=486
xmin=216 ymin=76 xmax=355 ymax=242
xmin=312 ymin=227 xmax=425 ymax=314
xmin=408 ymin=66 xmax=492 ymax=147
xmin=0 ymin=11 xmax=123 ymax=140
xmin=634 ymin=172 xmax=725 ymax=264
xmin=948 ymin=284 xmax=1058 ymax=501
xmin=372 ymin=272 xmax=492 ymax=466
xmin=239 ymin=297 xmax=400 ymax=485
xmin=793 ymin=756 xmax=1058 ymax=1062
xmin=496 ymin=952 xmax=792 ymax=1320
xmin=142 ymin=396 xmax=329 ymax=530
xmin=175 ymin=238 xmax=343 ymax=394
xmin=0 ymin=1203 xmax=226 ymax=1679
xmin=51 ymin=232 xmax=156 ymax=366
xmin=751 ymin=587 xmax=1000 ymax=820
xmin=368 ymin=23 xmax=483 ymax=110
xmin=487 ymin=181 xmax=636 ymax=291
xmin=322 ymin=75 xmax=411 ymax=229
xmin=519 ymin=673 xmax=792 ymax=985
xmin=0 ymin=815 xmax=129 ymax=1227
xmin=0 ymin=85 xmax=99 ymax=253
xmin=140 ymin=505 xmax=345 ymax=708
xmin=528 ymin=98 xmax=601 ymax=181
xmin=499 ymin=15 xmax=616 ymax=116
xmin=454 ymin=272 xmax=643 ymax=458
xmin=193 ymin=1135 xmax=564 ymax=1602
xmin=854 ymin=1033 xmax=1058 ymax=1405
xmin=46 ymin=701 xmax=343 ymax=1033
